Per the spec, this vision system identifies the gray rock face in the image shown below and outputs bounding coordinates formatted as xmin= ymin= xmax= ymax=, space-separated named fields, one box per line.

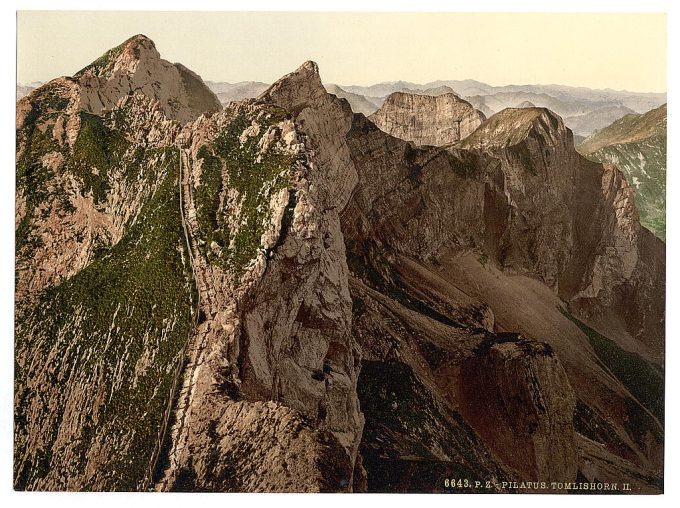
xmin=157 ymin=61 xmax=364 ymax=492
xmin=368 ymin=91 xmax=485 ymax=146
xmin=74 ymin=34 xmax=221 ymax=124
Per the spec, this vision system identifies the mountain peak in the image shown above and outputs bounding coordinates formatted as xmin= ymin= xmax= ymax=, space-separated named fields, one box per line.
xmin=458 ymin=107 xmax=566 ymax=149
xmin=258 ymin=60 xmax=326 ymax=111
xmin=66 ymin=34 xmax=221 ymax=123
xmin=299 ymin=60 xmax=320 ymax=75
xmin=74 ymin=34 xmax=160 ymax=78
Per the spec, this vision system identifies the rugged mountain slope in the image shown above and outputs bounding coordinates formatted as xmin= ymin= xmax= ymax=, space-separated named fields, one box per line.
xmin=578 ymin=105 xmax=666 ymax=240
xmin=15 ymin=71 xmax=193 ymax=490
xmin=368 ymin=91 xmax=486 ymax=146
xmin=340 ymin=106 xmax=664 ymax=492
xmin=14 ymin=33 xmax=226 ymax=491
xmin=16 ymin=43 xmax=365 ymax=492
xmin=15 ymin=35 xmax=665 ymax=494
xmin=155 ymin=62 xmax=365 ymax=492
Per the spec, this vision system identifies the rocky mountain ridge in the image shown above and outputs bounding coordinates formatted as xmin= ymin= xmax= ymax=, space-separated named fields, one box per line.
xmin=15 ymin=35 xmax=665 ymax=493
xmin=577 ymin=104 xmax=666 ymax=240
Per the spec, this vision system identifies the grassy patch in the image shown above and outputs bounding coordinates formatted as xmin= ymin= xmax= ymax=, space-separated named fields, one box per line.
xmin=71 ymin=112 xmax=129 ymax=203
xmin=194 ymin=108 xmax=296 ymax=280
xmin=559 ymin=307 xmax=663 ymax=422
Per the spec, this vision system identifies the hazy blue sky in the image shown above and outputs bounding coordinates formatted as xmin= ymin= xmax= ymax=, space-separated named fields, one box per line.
xmin=17 ymin=11 xmax=666 ymax=92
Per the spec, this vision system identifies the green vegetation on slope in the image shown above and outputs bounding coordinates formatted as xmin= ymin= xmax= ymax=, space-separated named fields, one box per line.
xmin=16 ymin=126 xmax=54 ymax=257
xmin=559 ymin=308 xmax=663 ymax=423
xmin=194 ymin=108 xmax=296 ymax=280
xmin=586 ymin=137 xmax=665 ymax=240
xmin=578 ymin=105 xmax=666 ymax=241
xmin=71 ymin=112 xmax=130 ymax=203
xmin=15 ymin=142 xmax=195 ymax=490
xmin=16 ymin=84 xmax=73 ymax=259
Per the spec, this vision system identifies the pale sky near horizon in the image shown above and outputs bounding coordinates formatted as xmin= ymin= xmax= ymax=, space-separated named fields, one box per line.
xmin=17 ymin=11 xmax=667 ymax=93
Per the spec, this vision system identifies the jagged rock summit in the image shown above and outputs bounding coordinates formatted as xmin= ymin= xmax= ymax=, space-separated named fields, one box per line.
xmin=458 ymin=107 xmax=566 ymax=149
xmin=20 ymin=34 xmax=220 ymax=126
xmin=368 ymin=90 xmax=486 ymax=146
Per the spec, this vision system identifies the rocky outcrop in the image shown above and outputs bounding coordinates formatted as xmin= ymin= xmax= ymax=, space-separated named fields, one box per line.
xmin=368 ymin=91 xmax=485 ymax=146
xmin=341 ymin=104 xmax=663 ymax=491
xmin=156 ymin=61 xmax=364 ymax=492
xmin=459 ymin=337 xmax=577 ymax=482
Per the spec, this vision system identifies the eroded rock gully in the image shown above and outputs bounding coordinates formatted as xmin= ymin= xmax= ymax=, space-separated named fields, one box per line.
xmin=15 ymin=35 xmax=664 ymax=493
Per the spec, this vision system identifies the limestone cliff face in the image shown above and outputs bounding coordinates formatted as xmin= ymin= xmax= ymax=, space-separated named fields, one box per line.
xmin=459 ymin=108 xmax=665 ymax=361
xmin=155 ymin=62 xmax=364 ymax=492
xmin=459 ymin=338 xmax=577 ymax=483
xmin=368 ymin=91 xmax=485 ymax=146
xmin=341 ymin=105 xmax=663 ymax=491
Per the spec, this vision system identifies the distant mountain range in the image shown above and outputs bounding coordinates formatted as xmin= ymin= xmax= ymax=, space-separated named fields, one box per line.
xmin=203 ymin=80 xmax=269 ymax=103
xmin=19 ymin=77 xmax=665 ymax=139
xmin=16 ymin=82 xmax=43 ymax=99
xmin=223 ymin=79 xmax=666 ymax=138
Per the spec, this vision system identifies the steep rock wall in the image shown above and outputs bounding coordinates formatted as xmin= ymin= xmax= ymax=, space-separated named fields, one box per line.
xmin=369 ymin=91 xmax=485 ymax=146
